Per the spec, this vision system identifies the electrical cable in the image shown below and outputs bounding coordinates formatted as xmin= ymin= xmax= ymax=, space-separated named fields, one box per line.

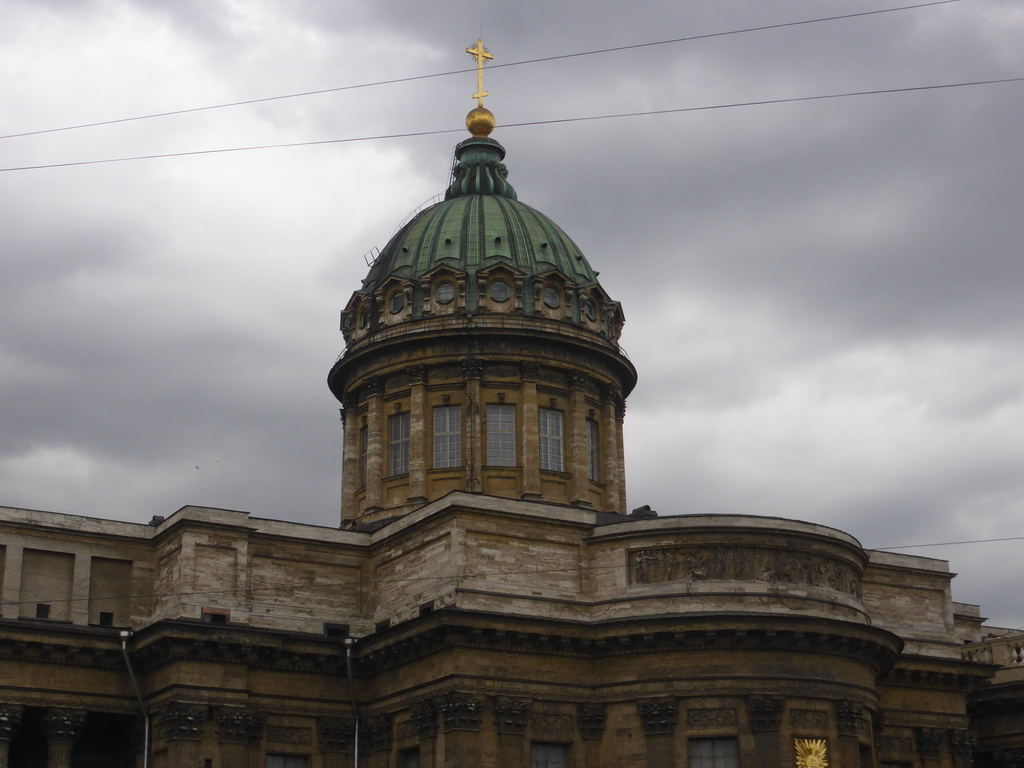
xmin=0 ymin=0 xmax=964 ymax=143
xmin=2 ymin=74 xmax=1022 ymax=174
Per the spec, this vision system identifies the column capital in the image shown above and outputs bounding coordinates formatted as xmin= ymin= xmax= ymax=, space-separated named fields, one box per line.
xmin=159 ymin=702 xmax=208 ymax=743
xmin=317 ymin=717 xmax=354 ymax=753
xmin=637 ymin=697 xmax=677 ymax=736
xmin=747 ymin=695 xmax=785 ymax=732
xmin=43 ymin=708 xmax=87 ymax=745
xmin=0 ymin=705 xmax=23 ymax=741
xmin=216 ymin=707 xmax=266 ymax=746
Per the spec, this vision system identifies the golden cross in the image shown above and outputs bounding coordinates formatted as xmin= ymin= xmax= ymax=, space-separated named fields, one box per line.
xmin=466 ymin=39 xmax=493 ymax=107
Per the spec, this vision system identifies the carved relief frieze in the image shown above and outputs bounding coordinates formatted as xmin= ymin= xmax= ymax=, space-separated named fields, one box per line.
xmin=530 ymin=712 xmax=574 ymax=736
xmin=267 ymin=726 xmax=311 ymax=745
xmin=637 ymin=698 xmax=677 ymax=736
xmin=629 ymin=545 xmax=861 ymax=598
xmin=688 ymin=708 xmax=737 ymax=728
xmin=877 ymin=735 xmax=914 ymax=755
xmin=577 ymin=703 xmax=607 ymax=741
xmin=790 ymin=709 xmax=828 ymax=731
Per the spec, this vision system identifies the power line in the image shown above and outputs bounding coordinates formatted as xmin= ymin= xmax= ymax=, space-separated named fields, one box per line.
xmin=2 ymin=74 xmax=1021 ymax=174
xmin=872 ymin=535 xmax=1024 ymax=551
xmin=0 ymin=0 xmax=964 ymax=142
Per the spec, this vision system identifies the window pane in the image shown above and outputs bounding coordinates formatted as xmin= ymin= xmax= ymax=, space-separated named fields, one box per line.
xmin=389 ymin=412 xmax=410 ymax=475
xmin=433 ymin=405 xmax=462 ymax=468
xmin=689 ymin=738 xmax=738 ymax=768
xmin=486 ymin=404 xmax=516 ymax=466
xmin=587 ymin=419 xmax=600 ymax=481
xmin=531 ymin=742 xmax=569 ymax=768
xmin=539 ymin=408 xmax=564 ymax=472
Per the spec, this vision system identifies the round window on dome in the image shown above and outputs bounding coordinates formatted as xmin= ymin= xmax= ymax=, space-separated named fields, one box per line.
xmin=389 ymin=291 xmax=407 ymax=314
xmin=542 ymin=286 xmax=561 ymax=309
xmin=434 ymin=281 xmax=455 ymax=305
xmin=488 ymin=280 xmax=511 ymax=303
xmin=582 ymin=299 xmax=597 ymax=322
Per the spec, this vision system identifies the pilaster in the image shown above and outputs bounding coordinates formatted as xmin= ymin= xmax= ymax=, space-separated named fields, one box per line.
xmin=364 ymin=377 xmax=385 ymax=512
xmin=747 ymin=695 xmax=785 ymax=768
xmin=520 ymin=363 xmax=541 ymax=499
xmin=638 ymin=697 xmax=677 ymax=768
xmin=43 ymin=708 xmax=87 ymax=768
xmin=0 ymin=704 xmax=23 ymax=768
xmin=407 ymin=365 xmax=428 ymax=502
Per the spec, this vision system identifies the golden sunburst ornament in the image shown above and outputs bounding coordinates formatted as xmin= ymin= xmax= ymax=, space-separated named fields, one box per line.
xmin=795 ymin=738 xmax=829 ymax=768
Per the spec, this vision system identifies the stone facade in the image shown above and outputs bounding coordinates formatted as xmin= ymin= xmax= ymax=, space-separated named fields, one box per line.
xmin=0 ymin=496 xmax=1018 ymax=767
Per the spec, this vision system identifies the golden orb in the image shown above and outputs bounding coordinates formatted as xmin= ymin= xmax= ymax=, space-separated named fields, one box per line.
xmin=466 ymin=106 xmax=495 ymax=137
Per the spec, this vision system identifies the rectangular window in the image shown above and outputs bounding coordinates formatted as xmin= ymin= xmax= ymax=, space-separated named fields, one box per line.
xmin=486 ymin=404 xmax=516 ymax=466
xmin=399 ymin=748 xmax=420 ymax=768
xmin=539 ymin=408 xmax=564 ymax=472
xmin=389 ymin=411 xmax=411 ymax=475
xmin=587 ymin=419 xmax=600 ymax=481
xmin=358 ymin=425 xmax=368 ymax=487
xmin=531 ymin=742 xmax=569 ymax=768
xmin=689 ymin=738 xmax=738 ymax=768
xmin=433 ymin=405 xmax=462 ymax=468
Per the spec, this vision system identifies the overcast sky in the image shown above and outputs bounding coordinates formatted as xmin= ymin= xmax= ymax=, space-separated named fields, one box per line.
xmin=2 ymin=0 xmax=1022 ymax=628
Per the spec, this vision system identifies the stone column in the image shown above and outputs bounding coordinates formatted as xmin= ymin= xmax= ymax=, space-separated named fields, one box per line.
xmin=577 ymin=703 xmax=607 ymax=768
xmin=600 ymin=385 xmax=622 ymax=513
xmin=318 ymin=717 xmax=355 ymax=768
xmin=159 ymin=702 xmax=207 ymax=767
xmin=0 ymin=705 xmax=24 ymax=768
xmin=637 ymin=698 xmax=677 ymax=768
xmin=567 ymin=371 xmax=591 ymax=506
xmin=407 ymin=365 xmax=429 ymax=503
xmin=439 ymin=692 xmax=483 ymax=768
xmin=494 ymin=698 xmax=531 ymax=767
xmin=365 ymin=714 xmax=393 ymax=768
xmin=410 ymin=699 xmax=439 ymax=768
xmin=835 ymin=700 xmax=863 ymax=768
xmin=43 ymin=708 xmax=86 ymax=768
xmin=341 ymin=397 xmax=360 ymax=521
xmin=364 ymin=377 xmax=386 ymax=512
xmin=949 ymin=729 xmax=974 ymax=768
xmin=464 ymin=360 xmax=484 ymax=493
xmin=520 ymin=363 xmax=541 ymax=499
xmin=217 ymin=707 xmax=266 ymax=768
xmin=747 ymin=696 xmax=785 ymax=768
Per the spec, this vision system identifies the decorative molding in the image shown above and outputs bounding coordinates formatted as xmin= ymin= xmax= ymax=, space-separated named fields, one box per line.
xmin=159 ymin=702 xmax=208 ymax=743
xmin=795 ymin=738 xmax=829 ymax=768
xmin=410 ymin=699 xmax=439 ymax=740
xmin=688 ymin=708 xmax=737 ymax=728
xmin=917 ymin=726 xmax=946 ymax=759
xmin=834 ymin=700 xmax=862 ymax=735
xmin=267 ymin=725 xmax=311 ymax=746
xmin=317 ymin=717 xmax=354 ymax=753
xmin=364 ymin=377 xmax=385 ymax=397
xmin=438 ymin=692 xmax=483 ymax=732
xmin=630 ymin=545 xmax=861 ymax=599
xmin=0 ymin=705 xmax=23 ymax=741
xmin=991 ymin=746 xmax=1024 ymax=768
xmin=366 ymin=715 xmax=393 ymax=753
xmin=876 ymin=735 xmax=914 ymax=755
xmin=43 ymin=708 xmax=87 ymax=745
xmin=747 ymin=695 xmax=785 ymax=732
xmin=216 ymin=707 xmax=266 ymax=746
xmin=637 ymin=698 xmax=677 ymax=736
xmin=493 ymin=698 xmax=531 ymax=735
xmin=577 ymin=703 xmax=607 ymax=741
xmin=530 ymin=712 xmax=574 ymax=736
xmin=408 ymin=365 xmax=428 ymax=384
xmin=790 ymin=709 xmax=828 ymax=731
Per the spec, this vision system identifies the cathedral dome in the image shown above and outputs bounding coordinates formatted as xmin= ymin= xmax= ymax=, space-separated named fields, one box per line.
xmin=341 ymin=135 xmax=624 ymax=350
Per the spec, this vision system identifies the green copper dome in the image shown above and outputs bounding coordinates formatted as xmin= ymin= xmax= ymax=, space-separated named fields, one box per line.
xmin=341 ymin=134 xmax=624 ymax=348
xmin=362 ymin=136 xmax=599 ymax=292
